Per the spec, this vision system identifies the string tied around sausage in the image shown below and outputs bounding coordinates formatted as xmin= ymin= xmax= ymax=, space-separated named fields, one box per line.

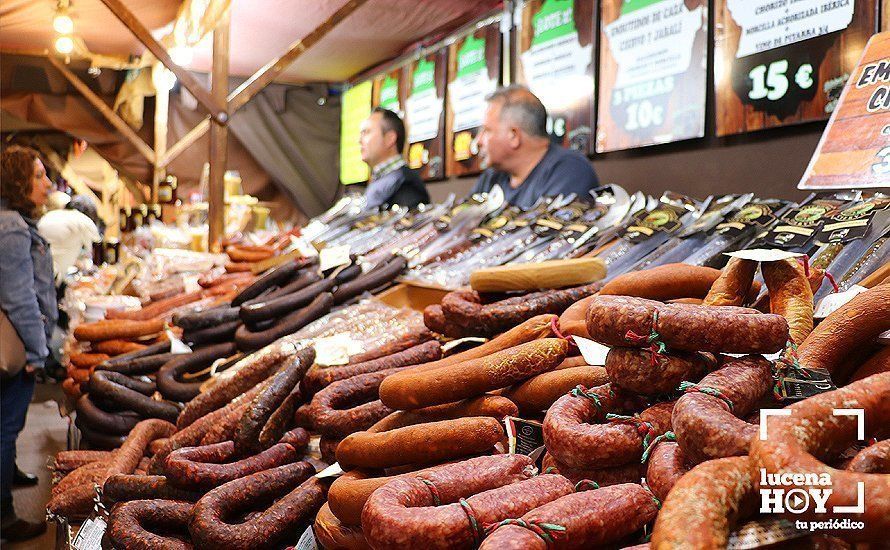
xmin=418 ymin=477 xmax=441 ymax=506
xmin=569 ymin=385 xmax=611 ymax=417
xmin=541 ymin=466 xmax=558 ymax=475
xmin=484 ymin=518 xmax=567 ymax=546
xmin=574 ymin=479 xmax=599 ymax=492
xmin=772 ymin=340 xmax=811 ymax=401
xmin=641 ymin=431 xmax=677 ymax=463
xmin=549 ymin=317 xmax=577 ymax=348
xmin=641 ymin=479 xmax=662 ymax=509
xmin=624 ymin=310 xmax=667 ymax=366
xmin=458 ymin=498 xmax=485 ymax=545
xmin=677 ymin=381 xmax=734 ymax=411
xmin=605 ymin=413 xmax=657 ymax=454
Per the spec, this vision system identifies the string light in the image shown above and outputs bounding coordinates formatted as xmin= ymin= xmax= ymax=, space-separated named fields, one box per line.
xmin=55 ymin=35 xmax=74 ymax=54
xmin=53 ymin=1 xmax=74 ymax=34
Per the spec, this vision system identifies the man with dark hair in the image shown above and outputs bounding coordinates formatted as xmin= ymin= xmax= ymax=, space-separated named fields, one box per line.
xmin=472 ymin=85 xmax=599 ymax=207
xmin=359 ymin=107 xmax=429 ymax=209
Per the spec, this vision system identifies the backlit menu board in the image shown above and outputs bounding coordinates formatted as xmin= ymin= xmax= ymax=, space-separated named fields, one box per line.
xmin=596 ymin=0 xmax=708 ymax=152
xmin=404 ymin=50 xmax=448 ymax=181
xmin=339 ymin=81 xmax=372 ymax=185
xmin=715 ymin=0 xmax=876 ymax=136
xmin=514 ymin=0 xmax=595 ymax=154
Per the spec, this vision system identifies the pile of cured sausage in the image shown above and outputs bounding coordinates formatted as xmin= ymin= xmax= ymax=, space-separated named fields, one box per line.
xmin=48 ymin=257 xmax=889 ymax=549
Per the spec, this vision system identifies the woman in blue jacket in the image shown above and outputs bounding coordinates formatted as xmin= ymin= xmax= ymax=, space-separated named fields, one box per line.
xmin=0 ymin=145 xmax=55 ymax=541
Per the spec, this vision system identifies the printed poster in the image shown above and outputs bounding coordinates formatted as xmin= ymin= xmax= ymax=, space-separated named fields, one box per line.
xmin=597 ymin=0 xmax=708 ymax=152
xmin=404 ymin=50 xmax=447 ymax=181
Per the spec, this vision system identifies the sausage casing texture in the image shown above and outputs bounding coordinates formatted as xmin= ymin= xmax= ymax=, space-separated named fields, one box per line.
xmin=88 ymin=370 xmax=180 ymax=422
xmin=762 ymin=258 xmax=814 ymax=345
xmin=749 ymin=372 xmax=890 ymax=542
xmin=540 ymin=453 xmax=644 ymax=486
xmin=156 ymin=342 xmax=237 ymax=402
xmin=302 ymin=340 xmax=442 ymax=395
xmin=337 ymin=417 xmax=504 ymax=470
xmin=182 ymin=320 xmax=240 ymax=347
xmin=605 ymin=348 xmax=716 ymax=395
xmin=188 ymin=461 xmax=323 ymax=550
xmin=703 ymin=257 xmax=757 ymax=307
xmin=544 ymin=392 xmax=674 ymax=469
xmin=177 ymin=336 xmax=308 ymax=428
xmin=53 ymin=450 xmax=113 ymax=474
xmin=379 ymin=338 xmax=568 ymax=410
xmin=585 ymin=295 xmax=789 ymax=354
xmin=230 ymin=259 xmax=303 ymax=306
xmin=235 ymin=292 xmax=333 ymax=352
xmin=165 ymin=439 xmax=305 ymax=489
xmin=672 ymin=356 xmax=772 ymax=464
xmin=847 ymin=440 xmax=890 ymax=473
xmin=370 ymin=396 xmax=519 ymax=433
xmin=439 ymin=284 xmax=601 ymax=337
xmin=314 ymin=501 xmax=370 ymax=550
xmin=75 ymin=394 xmax=141 ymax=435
xmin=305 ymin=367 xmax=404 ymax=438
xmin=502 ymin=366 xmax=609 ymax=415
xmin=480 ymin=483 xmax=659 ymax=550
xmin=239 ymin=276 xmax=333 ymax=326
xmin=103 ymin=474 xmax=201 ymax=505
xmin=97 ymin=351 xmax=176 ymax=376
xmin=645 ymin=441 xmax=689 ymax=503
xmin=332 ymin=255 xmax=407 ymax=304
xmin=106 ymin=499 xmax=193 ymax=550
xmin=363 ymin=456 xmax=572 ymax=550
xmin=600 ymin=264 xmax=721 ymax=301
xmin=174 ymin=305 xmax=240 ymax=331
xmin=651 ymin=456 xmax=757 ymax=550
xmin=234 ymin=345 xmax=314 ymax=454
xmin=258 ymin=384 xmax=303 ymax=448
xmin=73 ymin=319 xmax=165 ymax=342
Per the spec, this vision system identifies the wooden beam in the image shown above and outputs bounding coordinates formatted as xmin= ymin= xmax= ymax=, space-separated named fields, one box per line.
xmin=97 ymin=0 xmax=227 ymax=121
xmin=228 ymin=0 xmax=369 ymax=113
xmin=208 ymin=8 xmax=230 ymax=252
xmin=48 ymin=56 xmax=156 ymax=164
xmin=152 ymin=63 xmax=169 ymax=203
xmin=161 ymin=118 xmax=210 ymax=167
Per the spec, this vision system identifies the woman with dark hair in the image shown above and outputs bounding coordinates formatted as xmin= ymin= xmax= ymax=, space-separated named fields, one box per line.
xmin=0 ymin=145 xmax=55 ymax=541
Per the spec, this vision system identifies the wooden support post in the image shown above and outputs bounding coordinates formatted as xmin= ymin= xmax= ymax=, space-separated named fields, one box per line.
xmin=208 ymin=8 xmax=230 ymax=252
xmin=152 ymin=63 xmax=169 ymax=203
xmin=47 ymin=56 xmax=155 ymax=164
xmin=97 ymin=0 xmax=226 ymax=120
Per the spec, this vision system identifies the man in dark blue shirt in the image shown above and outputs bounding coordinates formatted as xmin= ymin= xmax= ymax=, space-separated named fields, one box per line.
xmin=471 ymin=86 xmax=599 ymax=208
xmin=360 ymin=108 xmax=430 ymax=210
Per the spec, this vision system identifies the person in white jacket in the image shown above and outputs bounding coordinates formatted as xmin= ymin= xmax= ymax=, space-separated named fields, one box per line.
xmin=37 ymin=193 xmax=100 ymax=284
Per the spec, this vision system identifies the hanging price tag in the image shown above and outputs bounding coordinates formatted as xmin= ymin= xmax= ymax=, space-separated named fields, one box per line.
xmin=573 ymin=336 xmax=610 ymax=366
xmin=504 ymin=417 xmax=545 ymax=457
xmin=71 ymin=516 xmax=106 ymax=550
xmin=813 ymin=285 xmax=866 ymax=319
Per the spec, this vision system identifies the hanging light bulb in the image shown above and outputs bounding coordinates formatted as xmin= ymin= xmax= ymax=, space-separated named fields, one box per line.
xmin=53 ymin=1 xmax=74 ymax=34
xmin=169 ymin=46 xmax=193 ymax=67
xmin=55 ymin=35 xmax=75 ymax=54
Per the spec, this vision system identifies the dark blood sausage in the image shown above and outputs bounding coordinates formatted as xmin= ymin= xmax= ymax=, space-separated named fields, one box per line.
xmin=99 ymin=341 xmax=171 ymax=367
xmin=302 ymin=340 xmax=442 ymax=395
xmin=479 ymin=483 xmax=659 ymax=550
xmin=97 ymin=352 xmax=178 ymax=376
xmin=230 ymin=259 xmax=304 ymax=307
xmin=337 ymin=417 xmax=504 ymax=470
xmin=89 ymin=370 xmax=180 ymax=423
xmin=332 ymin=255 xmax=408 ymax=305
xmin=847 ymin=440 xmax=890 ymax=473
xmin=258 ymin=384 xmax=303 ymax=448
xmin=174 ymin=305 xmax=240 ymax=332
xmin=243 ymin=269 xmax=322 ymax=304
xmin=585 ymin=295 xmax=789 ymax=354
xmin=234 ymin=345 xmax=315 ymax=454
xmin=749 ymin=373 xmax=890 ymax=543
xmin=333 ymin=263 xmax=362 ymax=284
xmin=362 ymin=456 xmax=573 ymax=550
xmin=539 ymin=453 xmax=644 ymax=487
xmin=188 ymin=462 xmax=325 ymax=550
xmin=103 ymin=474 xmax=201 ymax=505
xmin=305 ymin=368 xmax=405 ymax=438
xmin=75 ymin=394 xmax=141 ymax=435
xmin=440 ymin=283 xmax=601 ymax=337
xmin=75 ymin=419 xmax=127 ymax=450
xmin=652 ymin=457 xmax=757 ymax=549
xmin=177 ymin=337 xmax=306 ymax=428
xmin=239 ymin=278 xmax=335 ymax=327
xmin=235 ymin=292 xmax=334 ymax=352
xmin=370 ymin=396 xmax=519 ymax=433
xmin=165 ymin=439 xmax=304 ymax=489
xmin=645 ymin=441 xmax=690 ymax=503
xmin=182 ymin=320 xmax=240 ymax=347
xmin=605 ymin=348 xmax=717 ymax=395
xmin=672 ymin=355 xmax=772 ymax=464
xmin=156 ymin=343 xmax=238 ymax=402
xmin=105 ymin=499 xmax=193 ymax=550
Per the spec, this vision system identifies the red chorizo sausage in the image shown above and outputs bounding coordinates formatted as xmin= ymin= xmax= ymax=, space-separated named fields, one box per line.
xmin=763 ymin=258 xmax=814 ymax=345
xmin=540 ymin=453 xmax=645 ymax=487
xmin=847 ymin=440 xmax=890 ymax=474
xmin=103 ymin=474 xmax=201 ymax=505
xmin=165 ymin=439 xmax=304 ymax=489
xmin=645 ymin=440 xmax=689 ymax=503
xmin=305 ymin=368 xmax=405 ymax=438
xmin=702 ymin=257 xmax=758 ymax=307
xmin=105 ymin=500 xmax=193 ymax=550
xmin=73 ymin=319 xmax=165 ymax=342
xmin=369 ymin=396 xmax=519 ymax=433
xmin=605 ymin=348 xmax=717 ymax=396
xmin=600 ymin=264 xmax=721 ymax=301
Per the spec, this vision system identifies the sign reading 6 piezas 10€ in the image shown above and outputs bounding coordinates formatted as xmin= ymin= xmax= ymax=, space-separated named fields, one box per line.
xmin=800 ymin=31 xmax=890 ymax=189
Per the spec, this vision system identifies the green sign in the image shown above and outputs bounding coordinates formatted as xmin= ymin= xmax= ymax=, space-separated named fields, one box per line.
xmin=532 ymin=0 xmax=576 ymax=45
xmin=457 ymin=35 xmax=486 ymax=78
xmin=412 ymin=58 xmax=436 ymax=95
xmin=620 ymin=0 xmax=663 ymax=15
xmin=379 ymin=75 xmax=400 ymax=111
xmin=339 ymin=81 xmax=372 ymax=185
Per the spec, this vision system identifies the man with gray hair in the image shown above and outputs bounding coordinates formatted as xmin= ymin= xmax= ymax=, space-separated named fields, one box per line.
xmin=471 ymin=85 xmax=598 ymax=207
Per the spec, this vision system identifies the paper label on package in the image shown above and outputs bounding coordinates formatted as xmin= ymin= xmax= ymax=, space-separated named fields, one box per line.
xmin=726 ymin=249 xmax=804 ymax=262
xmin=182 ymin=274 xmax=202 ymax=295
xmin=314 ymin=334 xmax=361 ymax=366
xmin=573 ymin=336 xmax=610 ymax=365
xmin=167 ymin=329 xmax=192 ymax=354
xmin=319 ymin=245 xmax=351 ymax=272
xmin=72 ymin=516 xmax=106 ymax=550
xmin=315 ymin=462 xmax=344 ymax=479
xmin=814 ymin=285 xmax=866 ymax=319
xmin=727 ymin=0 xmax=854 ymax=58
xmin=295 ymin=525 xmax=319 ymax=550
